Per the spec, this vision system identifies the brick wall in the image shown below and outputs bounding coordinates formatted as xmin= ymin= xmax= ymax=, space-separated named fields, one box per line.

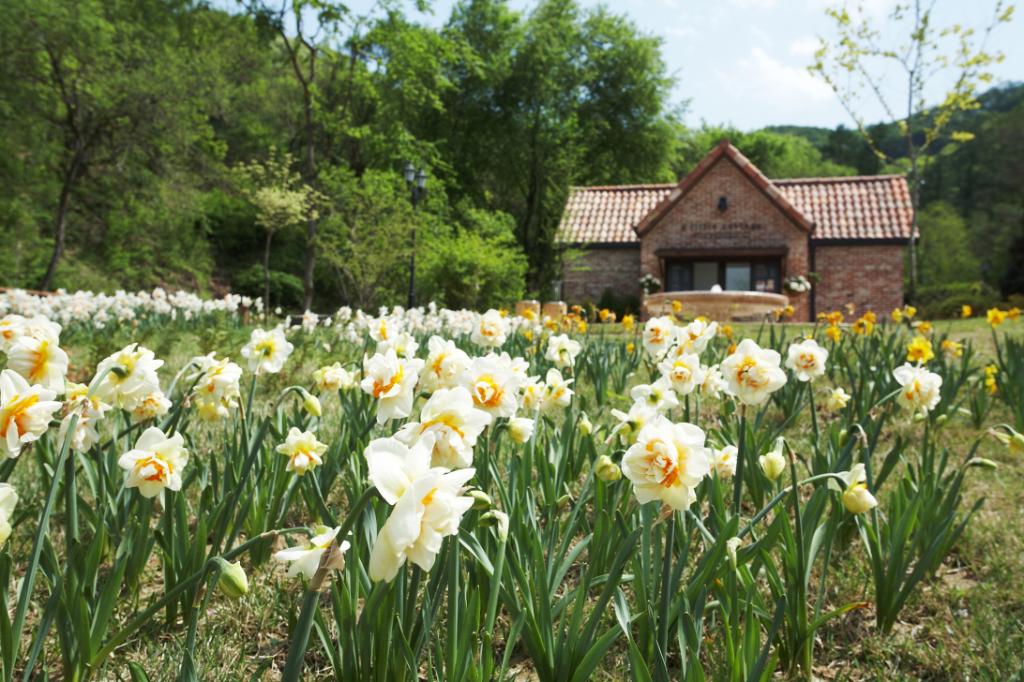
xmin=562 ymin=246 xmax=642 ymax=304
xmin=639 ymin=155 xmax=812 ymax=320
xmin=812 ymin=244 xmax=905 ymax=316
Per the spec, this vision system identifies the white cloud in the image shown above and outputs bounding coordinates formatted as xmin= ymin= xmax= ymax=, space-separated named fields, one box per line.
xmin=737 ymin=47 xmax=833 ymax=102
xmin=789 ymin=36 xmax=820 ymax=58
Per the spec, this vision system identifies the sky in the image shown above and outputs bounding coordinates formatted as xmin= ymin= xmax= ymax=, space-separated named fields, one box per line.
xmin=341 ymin=0 xmax=1023 ymax=130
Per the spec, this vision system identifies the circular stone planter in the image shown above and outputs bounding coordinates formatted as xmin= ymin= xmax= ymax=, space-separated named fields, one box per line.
xmin=644 ymin=291 xmax=789 ymax=322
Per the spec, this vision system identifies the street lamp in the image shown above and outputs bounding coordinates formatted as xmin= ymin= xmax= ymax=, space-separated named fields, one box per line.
xmin=404 ymin=162 xmax=427 ymax=309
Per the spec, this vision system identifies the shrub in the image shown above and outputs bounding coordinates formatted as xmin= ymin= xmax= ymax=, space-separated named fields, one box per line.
xmin=232 ymin=264 xmax=304 ymax=308
xmin=597 ymin=287 xmax=641 ymax=318
xmin=913 ymin=281 xmax=1001 ymax=318
xmin=418 ymin=212 xmax=528 ymax=311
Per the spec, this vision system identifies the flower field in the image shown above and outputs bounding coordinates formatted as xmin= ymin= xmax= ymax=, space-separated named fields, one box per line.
xmin=1 ymin=290 xmax=1023 ymax=680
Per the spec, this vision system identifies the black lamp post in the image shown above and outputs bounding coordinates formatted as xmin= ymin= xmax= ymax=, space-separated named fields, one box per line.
xmin=404 ymin=162 xmax=427 ymax=309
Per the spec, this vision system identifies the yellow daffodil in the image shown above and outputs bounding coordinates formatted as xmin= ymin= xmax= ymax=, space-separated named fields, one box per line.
xmin=906 ymin=335 xmax=934 ymax=364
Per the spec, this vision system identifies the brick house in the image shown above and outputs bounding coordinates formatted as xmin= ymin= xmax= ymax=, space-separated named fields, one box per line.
xmin=557 ymin=140 xmax=914 ymax=321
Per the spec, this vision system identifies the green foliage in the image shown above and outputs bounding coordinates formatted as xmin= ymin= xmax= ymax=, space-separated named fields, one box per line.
xmin=596 ymin=288 xmax=641 ymax=318
xmin=917 ymin=202 xmax=981 ymax=286
xmin=912 ymin=281 xmax=1001 ymax=319
xmin=232 ymin=265 xmax=304 ymax=309
xmin=673 ymin=127 xmax=857 ymax=179
xmin=418 ymin=208 xmax=528 ymax=310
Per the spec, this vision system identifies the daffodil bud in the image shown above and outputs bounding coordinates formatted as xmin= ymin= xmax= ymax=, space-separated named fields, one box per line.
xmin=556 ymin=494 xmax=572 ymax=511
xmin=214 ymin=558 xmax=249 ymax=599
xmin=726 ymin=536 xmax=742 ymax=571
xmin=841 ymin=484 xmax=878 ymax=514
xmin=508 ymin=417 xmax=535 ymax=444
xmin=479 ymin=510 xmax=509 ymax=540
xmin=966 ymin=457 xmax=999 ymax=470
xmin=838 ymin=429 xmax=849 ymax=447
xmin=935 ymin=414 xmax=948 ymax=427
xmin=1010 ymin=430 xmax=1024 ymax=455
xmin=300 ymin=389 xmax=322 ymax=417
xmin=758 ymin=437 xmax=787 ymax=482
xmin=594 ymin=455 xmax=621 ymax=482
xmin=469 ymin=489 xmax=492 ymax=511
xmin=578 ymin=413 xmax=593 ymax=436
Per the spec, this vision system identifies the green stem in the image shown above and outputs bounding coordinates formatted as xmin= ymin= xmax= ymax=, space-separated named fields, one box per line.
xmin=732 ymin=407 xmax=747 ymax=513
xmin=89 ymin=528 xmax=306 ymax=668
xmin=7 ymin=414 xmax=78 ymax=682
xmin=281 ymin=588 xmax=321 ymax=681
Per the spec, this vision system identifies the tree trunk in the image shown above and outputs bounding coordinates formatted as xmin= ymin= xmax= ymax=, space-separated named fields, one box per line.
xmin=301 ymin=83 xmax=317 ymax=312
xmin=263 ymin=229 xmax=274 ymax=320
xmin=38 ymin=163 xmax=78 ymax=291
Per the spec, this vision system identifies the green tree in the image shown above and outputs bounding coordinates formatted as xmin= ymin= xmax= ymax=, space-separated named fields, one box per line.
xmin=233 ymin=149 xmax=322 ymax=311
xmin=916 ymin=201 xmax=980 ymax=285
xmin=0 ymin=0 xmax=216 ymax=290
xmin=810 ymin=0 xmax=1015 ymax=295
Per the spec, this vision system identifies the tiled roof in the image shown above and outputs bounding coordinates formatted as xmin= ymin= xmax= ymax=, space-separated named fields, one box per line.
xmin=557 ymin=143 xmax=914 ymax=244
xmin=774 ymin=175 xmax=913 ymax=241
xmin=558 ymin=184 xmax=671 ymax=244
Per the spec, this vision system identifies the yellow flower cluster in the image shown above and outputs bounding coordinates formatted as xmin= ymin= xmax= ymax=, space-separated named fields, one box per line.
xmin=891 ymin=305 xmax=917 ymax=323
xmin=984 ymin=364 xmax=999 ymax=395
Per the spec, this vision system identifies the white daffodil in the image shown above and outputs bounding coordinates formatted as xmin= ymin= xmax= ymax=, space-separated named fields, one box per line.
xmin=420 ymin=336 xmax=471 ymax=392
xmin=274 ymin=525 xmax=350 ymax=580
xmin=0 ymin=369 xmax=62 ymax=459
xmin=377 ymin=331 xmax=419 ymax=360
xmin=621 ymin=416 xmax=711 ymax=510
xmin=658 ymin=353 xmax=706 ymax=397
xmin=471 ymin=309 xmax=509 ymax=348
xmin=785 ymin=338 xmax=829 ymax=382
xmin=0 ymin=483 xmax=18 ymax=546
xmin=130 ymin=390 xmax=172 ymax=424
xmin=90 ymin=344 xmax=164 ymax=411
xmin=276 ymin=427 xmax=328 ymax=476
xmin=240 ymin=327 xmax=294 ymax=375
xmin=545 ymin=334 xmax=582 ymax=369
xmin=758 ymin=437 xmax=787 ymax=482
xmin=608 ymin=402 xmax=659 ymax=447
xmin=824 ymin=387 xmax=851 ymax=412
xmin=313 ymin=362 xmax=355 ymax=393
xmin=721 ymin=339 xmax=788 ymax=406
xmin=360 ymin=350 xmax=424 ymax=424
xmin=363 ymin=436 xmax=433 ymax=504
xmin=674 ymin=318 xmax=718 ymax=356
xmin=5 ymin=335 xmax=69 ymax=394
xmin=629 ymin=377 xmax=679 ymax=413
xmin=642 ymin=316 xmax=675 ymax=359
xmin=520 ymin=378 xmax=545 ymax=412
xmin=396 ymin=387 xmax=492 ymax=469
xmin=460 ymin=355 xmax=524 ymax=419
xmin=893 ymin=363 xmax=943 ymax=415
xmin=59 ymin=382 xmax=111 ymax=453
xmin=117 ymin=426 xmax=189 ymax=499
xmin=700 ymin=364 xmax=727 ymax=399
xmin=540 ymin=368 xmax=574 ymax=414
xmin=508 ymin=416 xmax=535 ymax=444
xmin=369 ymin=467 xmax=476 ymax=582
xmin=190 ymin=353 xmax=243 ymax=404
xmin=713 ymin=445 xmax=737 ymax=478
xmin=829 ymin=463 xmax=878 ymax=514
xmin=0 ymin=314 xmax=26 ymax=352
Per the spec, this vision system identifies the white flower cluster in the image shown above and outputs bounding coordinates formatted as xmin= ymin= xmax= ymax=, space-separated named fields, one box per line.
xmin=784 ymin=275 xmax=812 ymax=293
xmin=0 ymin=288 xmax=261 ymax=330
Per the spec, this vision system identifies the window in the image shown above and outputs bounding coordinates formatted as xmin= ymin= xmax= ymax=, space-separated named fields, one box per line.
xmin=693 ymin=262 xmax=718 ymax=290
xmin=663 ymin=258 xmax=782 ymax=293
xmin=725 ymin=263 xmax=751 ymax=291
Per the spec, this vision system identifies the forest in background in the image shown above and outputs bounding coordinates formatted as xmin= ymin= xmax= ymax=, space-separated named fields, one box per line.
xmin=1 ymin=0 xmax=1021 ymax=313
